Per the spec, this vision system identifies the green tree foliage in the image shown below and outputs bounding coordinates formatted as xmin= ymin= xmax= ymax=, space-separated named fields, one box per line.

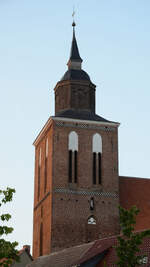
xmin=115 ymin=206 xmax=150 ymax=267
xmin=0 ymin=188 xmax=19 ymax=267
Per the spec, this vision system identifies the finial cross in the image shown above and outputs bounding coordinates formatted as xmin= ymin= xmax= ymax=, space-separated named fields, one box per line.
xmin=72 ymin=7 xmax=75 ymax=20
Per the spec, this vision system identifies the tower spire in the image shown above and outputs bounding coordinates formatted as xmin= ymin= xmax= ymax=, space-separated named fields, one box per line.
xmin=67 ymin=17 xmax=83 ymax=70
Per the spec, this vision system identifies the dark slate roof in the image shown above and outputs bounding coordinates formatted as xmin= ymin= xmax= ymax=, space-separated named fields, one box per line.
xmin=69 ymin=28 xmax=82 ymax=62
xmin=61 ymin=69 xmax=90 ymax=81
xmin=55 ymin=109 xmax=114 ymax=123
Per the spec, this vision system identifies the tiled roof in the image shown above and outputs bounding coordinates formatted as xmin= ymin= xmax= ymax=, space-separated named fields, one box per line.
xmin=26 ymin=242 xmax=94 ymax=267
xmin=77 ymin=234 xmax=150 ymax=266
xmin=27 ymin=233 xmax=150 ymax=267
xmin=99 ymin=236 xmax=150 ymax=266
xmin=76 ymin=236 xmax=117 ymax=265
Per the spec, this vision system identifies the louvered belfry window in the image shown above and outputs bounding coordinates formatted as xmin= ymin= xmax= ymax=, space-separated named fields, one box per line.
xmin=74 ymin=150 xmax=78 ymax=183
xmin=92 ymin=134 xmax=102 ymax=185
xmin=68 ymin=131 xmax=78 ymax=183
xmin=93 ymin=152 xmax=96 ymax=184
xmin=68 ymin=150 xmax=72 ymax=183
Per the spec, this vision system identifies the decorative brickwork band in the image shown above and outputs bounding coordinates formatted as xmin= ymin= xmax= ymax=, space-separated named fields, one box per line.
xmin=55 ymin=121 xmax=116 ymax=132
xmin=34 ymin=189 xmax=118 ymax=211
xmin=54 ymin=188 xmax=118 ymax=198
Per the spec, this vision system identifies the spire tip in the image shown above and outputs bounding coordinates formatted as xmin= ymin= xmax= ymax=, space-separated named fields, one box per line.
xmin=72 ymin=8 xmax=76 ymax=27
xmin=72 ymin=21 xmax=76 ymax=27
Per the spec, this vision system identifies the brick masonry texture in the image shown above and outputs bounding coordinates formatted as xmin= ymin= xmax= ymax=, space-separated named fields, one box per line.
xmin=32 ymin=118 xmax=120 ymax=258
xmin=119 ymin=176 xmax=150 ymax=231
xmin=33 ymin=118 xmax=150 ymax=259
xmin=54 ymin=80 xmax=96 ymax=114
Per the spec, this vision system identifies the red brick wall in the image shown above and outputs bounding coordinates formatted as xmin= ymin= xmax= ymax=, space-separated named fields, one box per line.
xmin=51 ymin=119 xmax=120 ymax=252
xmin=32 ymin=121 xmax=53 ymax=258
xmin=54 ymin=80 xmax=96 ymax=114
xmin=119 ymin=176 xmax=150 ymax=231
xmin=33 ymin=195 xmax=52 ymax=258
xmin=33 ymin=118 xmax=120 ymax=257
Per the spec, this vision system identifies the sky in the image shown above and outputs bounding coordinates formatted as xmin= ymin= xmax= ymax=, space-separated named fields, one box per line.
xmin=0 ymin=0 xmax=150 ymax=252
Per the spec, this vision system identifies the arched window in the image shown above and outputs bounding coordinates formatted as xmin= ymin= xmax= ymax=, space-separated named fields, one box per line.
xmin=92 ymin=134 xmax=102 ymax=185
xmin=68 ymin=131 xmax=78 ymax=183
xmin=88 ymin=215 xmax=96 ymax=225
xmin=69 ymin=131 xmax=78 ymax=151
xmin=92 ymin=133 xmax=102 ymax=153
xmin=44 ymin=138 xmax=48 ymax=193
xmin=38 ymin=148 xmax=41 ymax=199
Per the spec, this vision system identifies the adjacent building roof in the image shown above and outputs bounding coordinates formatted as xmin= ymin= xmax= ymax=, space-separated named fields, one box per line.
xmin=77 ymin=235 xmax=150 ymax=266
xmin=1 ymin=245 xmax=33 ymax=267
xmin=26 ymin=242 xmax=94 ymax=267
xmin=27 ymin=234 xmax=150 ymax=266
xmin=76 ymin=236 xmax=117 ymax=266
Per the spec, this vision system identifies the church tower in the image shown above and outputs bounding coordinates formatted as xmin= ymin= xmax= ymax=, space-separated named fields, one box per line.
xmin=32 ymin=22 xmax=120 ymax=259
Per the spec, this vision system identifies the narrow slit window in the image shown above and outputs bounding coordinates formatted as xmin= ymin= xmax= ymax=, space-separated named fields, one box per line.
xmin=38 ymin=165 xmax=40 ymax=199
xmin=44 ymin=138 xmax=48 ymax=193
xmin=38 ymin=148 xmax=41 ymax=199
xmin=74 ymin=151 xmax=77 ymax=183
xmin=44 ymin=157 xmax=47 ymax=193
xmin=68 ymin=131 xmax=78 ymax=184
xmin=93 ymin=152 xmax=96 ymax=184
xmin=98 ymin=152 xmax=102 ymax=184
xmin=39 ymin=223 xmax=43 ymax=256
xmin=90 ymin=197 xmax=94 ymax=211
xmin=68 ymin=150 xmax=72 ymax=183
xmin=41 ymin=206 xmax=43 ymax=218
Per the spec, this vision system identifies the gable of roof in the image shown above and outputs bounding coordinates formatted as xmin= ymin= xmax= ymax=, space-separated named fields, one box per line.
xmin=74 ymin=233 xmax=150 ymax=266
xmin=76 ymin=236 xmax=117 ymax=265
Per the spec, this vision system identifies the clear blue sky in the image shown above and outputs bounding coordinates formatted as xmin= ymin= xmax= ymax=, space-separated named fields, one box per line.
xmin=0 ymin=0 xmax=150 ymax=252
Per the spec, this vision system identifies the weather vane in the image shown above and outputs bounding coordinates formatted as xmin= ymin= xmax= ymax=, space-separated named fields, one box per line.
xmin=72 ymin=7 xmax=76 ymax=27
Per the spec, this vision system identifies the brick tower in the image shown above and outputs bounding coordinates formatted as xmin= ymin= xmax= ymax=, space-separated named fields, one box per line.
xmin=32 ymin=22 xmax=120 ymax=258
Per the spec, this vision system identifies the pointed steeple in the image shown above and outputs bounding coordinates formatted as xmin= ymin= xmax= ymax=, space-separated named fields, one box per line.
xmin=67 ymin=21 xmax=83 ymax=70
xmin=55 ymin=19 xmax=96 ymax=115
